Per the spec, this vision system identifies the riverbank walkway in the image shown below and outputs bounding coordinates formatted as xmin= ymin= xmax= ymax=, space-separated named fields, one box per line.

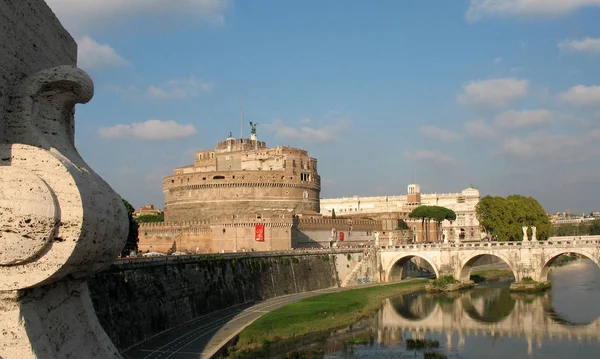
xmin=122 ymin=279 xmax=426 ymax=359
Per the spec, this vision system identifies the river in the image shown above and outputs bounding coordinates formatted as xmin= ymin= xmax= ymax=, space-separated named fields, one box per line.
xmin=292 ymin=259 xmax=600 ymax=359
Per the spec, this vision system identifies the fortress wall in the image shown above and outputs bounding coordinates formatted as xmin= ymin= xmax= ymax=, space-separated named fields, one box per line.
xmin=137 ymin=232 xmax=213 ymax=253
xmin=88 ymin=251 xmax=365 ymax=351
xmin=164 ymin=183 xmax=320 ymax=222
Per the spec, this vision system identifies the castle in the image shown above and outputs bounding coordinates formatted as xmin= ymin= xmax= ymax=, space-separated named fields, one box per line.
xmin=138 ymin=126 xmax=382 ymax=253
xmin=138 ymin=125 xmax=481 ymax=253
xmin=163 ymin=129 xmax=320 ymax=223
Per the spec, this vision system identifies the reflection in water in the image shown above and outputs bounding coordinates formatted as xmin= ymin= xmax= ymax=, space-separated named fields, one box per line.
xmin=320 ymin=259 xmax=600 ymax=359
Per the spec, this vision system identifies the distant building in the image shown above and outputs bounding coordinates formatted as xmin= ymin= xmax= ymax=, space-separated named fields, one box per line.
xmin=320 ymin=184 xmax=483 ymax=242
xmin=133 ymin=204 xmax=162 ymax=217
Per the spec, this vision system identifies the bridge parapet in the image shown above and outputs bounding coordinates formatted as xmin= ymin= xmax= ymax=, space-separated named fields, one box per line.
xmin=379 ymin=235 xmax=600 ymax=283
xmin=380 ymin=237 xmax=600 ymax=252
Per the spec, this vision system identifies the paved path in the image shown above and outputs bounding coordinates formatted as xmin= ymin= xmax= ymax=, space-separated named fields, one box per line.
xmin=122 ymin=276 xmax=432 ymax=359
xmin=122 ymin=287 xmax=346 ymax=359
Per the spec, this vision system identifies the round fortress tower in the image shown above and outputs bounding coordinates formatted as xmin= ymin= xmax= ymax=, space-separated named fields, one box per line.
xmin=163 ymin=132 xmax=321 ymax=222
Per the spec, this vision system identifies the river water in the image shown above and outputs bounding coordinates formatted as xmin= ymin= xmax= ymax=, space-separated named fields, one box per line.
xmin=294 ymin=259 xmax=600 ymax=359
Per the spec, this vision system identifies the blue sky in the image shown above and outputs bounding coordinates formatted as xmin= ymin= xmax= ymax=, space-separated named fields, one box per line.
xmin=45 ymin=0 xmax=600 ymax=214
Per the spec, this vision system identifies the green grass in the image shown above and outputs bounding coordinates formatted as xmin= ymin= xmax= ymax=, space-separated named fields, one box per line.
xmin=233 ymin=280 xmax=427 ymax=352
xmin=429 ymin=275 xmax=456 ymax=288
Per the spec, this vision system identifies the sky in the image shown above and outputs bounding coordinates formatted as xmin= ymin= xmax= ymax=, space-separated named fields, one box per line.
xmin=44 ymin=0 xmax=600 ymax=214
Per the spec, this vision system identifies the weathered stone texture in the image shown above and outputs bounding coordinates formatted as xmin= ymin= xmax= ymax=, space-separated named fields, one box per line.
xmin=1 ymin=1 xmax=128 ymax=357
xmin=0 ymin=0 xmax=76 ymax=140
xmin=88 ymin=253 xmax=347 ymax=351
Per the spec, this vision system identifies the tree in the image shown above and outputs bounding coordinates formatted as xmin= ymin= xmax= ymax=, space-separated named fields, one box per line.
xmin=589 ymin=219 xmax=600 ymax=235
xmin=409 ymin=206 xmax=428 ymax=242
xmin=409 ymin=205 xmax=456 ymax=242
xmin=331 ymin=208 xmax=337 ymax=219
xmin=578 ymin=222 xmax=589 ymax=235
xmin=431 ymin=206 xmax=456 ymax=242
xmin=121 ymin=198 xmax=139 ymax=257
xmin=396 ymin=219 xmax=409 ymax=230
xmin=136 ymin=214 xmax=164 ymax=223
xmin=476 ymin=195 xmax=551 ymax=241
xmin=556 ymin=224 xmax=576 ymax=237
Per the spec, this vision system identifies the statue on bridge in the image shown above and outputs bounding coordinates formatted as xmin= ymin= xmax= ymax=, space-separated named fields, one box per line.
xmin=522 ymin=226 xmax=529 ymax=241
xmin=531 ymin=226 xmax=537 ymax=242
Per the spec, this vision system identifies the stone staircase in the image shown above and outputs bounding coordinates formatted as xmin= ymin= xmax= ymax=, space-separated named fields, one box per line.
xmin=341 ymin=249 xmax=375 ymax=287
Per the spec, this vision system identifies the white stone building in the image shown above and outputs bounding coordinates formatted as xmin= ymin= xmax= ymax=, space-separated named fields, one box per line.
xmin=320 ymin=184 xmax=483 ymax=242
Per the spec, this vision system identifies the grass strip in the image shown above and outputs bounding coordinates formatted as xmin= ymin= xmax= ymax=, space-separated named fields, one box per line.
xmin=235 ymin=280 xmax=427 ymax=351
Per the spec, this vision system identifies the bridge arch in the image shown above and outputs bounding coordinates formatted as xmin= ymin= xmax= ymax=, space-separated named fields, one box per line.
xmin=384 ymin=254 xmax=440 ymax=282
xmin=458 ymin=252 xmax=517 ymax=282
xmin=460 ymin=288 xmax=516 ymax=324
xmin=388 ymin=293 xmax=439 ymax=322
xmin=539 ymin=249 xmax=600 ymax=282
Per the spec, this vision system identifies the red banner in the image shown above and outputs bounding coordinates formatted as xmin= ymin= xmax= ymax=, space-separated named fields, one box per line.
xmin=255 ymin=224 xmax=265 ymax=242
xmin=339 ymin=232 xmax=344 ymax=241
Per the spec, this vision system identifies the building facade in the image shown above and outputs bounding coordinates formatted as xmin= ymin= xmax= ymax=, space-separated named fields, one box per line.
xmin=139 ymin=130 xmax=386 ymax=253
xmin=320 ymin=184 xmax=483 ymax=242
xmin=163 ymin=134 xmax=320 ymax=222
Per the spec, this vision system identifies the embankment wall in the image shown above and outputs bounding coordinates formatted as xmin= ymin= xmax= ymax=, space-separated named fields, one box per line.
xmin=88 ymin=250 xmax=364 ymax=351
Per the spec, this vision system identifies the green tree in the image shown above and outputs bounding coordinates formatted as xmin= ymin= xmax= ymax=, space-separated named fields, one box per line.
xmin=396 ymin=219 xmax=409 ymax=230
xmin=331 ymin=208 xmax=337 ymax=219
xmin=589 ymin=219 xmax=600 ymax=235
xmin=409 ymin=206 xmax=456 ymax=242
xmin=578 ymin=222 xmax=589 ymax=235
xmin=556 ymin=224 xmax=576 ymax=237
xmin=476 ymin=195 xmax=551 ymax=241
xmin=135 ymin=214 xmax=164 ymax=223
xmin=409 ymin=205 xmax=429 ymax=242
xmin=121 ymin=198 xmax=139 ymax=257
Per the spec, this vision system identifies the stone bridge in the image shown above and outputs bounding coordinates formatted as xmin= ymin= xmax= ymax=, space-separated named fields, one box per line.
xmin=377 ymin=288 xmax=600 ymax=354
xmin=379 ymin=236 xmax=600 ymax=282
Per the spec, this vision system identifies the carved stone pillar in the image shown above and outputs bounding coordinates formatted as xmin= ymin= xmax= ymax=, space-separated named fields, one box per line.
xmin=0 ymin=1 xmax=127 ymax=358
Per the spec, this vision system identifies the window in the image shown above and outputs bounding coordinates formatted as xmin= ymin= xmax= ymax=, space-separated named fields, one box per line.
xmin=213 ymin=175 xmax=225 ymax=180
xmin=303 ymin=191 xmax=308 ymax=199
xmin=210 ymin=152 xmax=215 ymax=159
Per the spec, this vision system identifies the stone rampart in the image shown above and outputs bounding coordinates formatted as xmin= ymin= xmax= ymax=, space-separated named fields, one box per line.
xmin=88 ymin=250 xmax=364 ymax=351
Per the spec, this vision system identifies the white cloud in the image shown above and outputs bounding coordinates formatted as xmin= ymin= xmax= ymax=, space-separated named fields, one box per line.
xmin=98 ymin=119 xmax=197 ymax=140
xmin=46 ymin=0 xmax=230 ymax=32
xmin=264 ymin=119 xmax=349 ymax=143
xmin=498 ymin=129 xmax=600 ymax=159
xmin=405 ymin=150 xmax=456 ymax=166
xmin=466 ymin=0 xmax=600 ymax=22
xmin=559 ymin=38 xmax=600 ymax=54
xmin=494 ymin=57 xmax=503 ymax=64
xmin=464 ymin=120 xmax=496 ymax=139
xmin=419 ymin=125 xmax=461 ymax=142
xmin=146 ymin=77 xmax=213 ymax=100
xmin=557 ymin=85 xmax=600 ymax=107
xmin=76 ymin=36 xmax=129 ymax=69
xmin=494 ymin=109 xmax=555 ymax=129
xmin=458 ymin=78 xmax=528 ymax=109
